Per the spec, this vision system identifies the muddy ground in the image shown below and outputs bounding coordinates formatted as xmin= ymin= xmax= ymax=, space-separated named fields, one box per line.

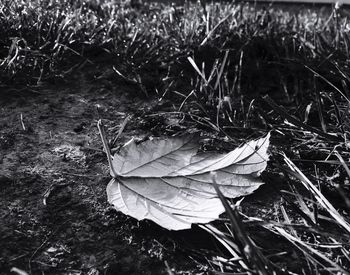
xmin=0 ymin=65 xmax=282 ymax=275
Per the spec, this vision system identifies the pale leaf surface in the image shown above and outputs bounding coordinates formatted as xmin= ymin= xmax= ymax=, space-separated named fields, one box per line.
xmin=106 ymin=133 xmax=270 ymax=230
xmin=107 ymin=179 xmax=225 ymax=230
xmin=171 ymin=133 xmax=270 ymax=176
xmin=112 ymin=135 xmax=199 ymax=177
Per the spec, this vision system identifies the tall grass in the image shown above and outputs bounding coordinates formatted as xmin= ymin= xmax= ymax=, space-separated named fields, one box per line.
xmin=2 ymin=0 xmax=348 ymax=87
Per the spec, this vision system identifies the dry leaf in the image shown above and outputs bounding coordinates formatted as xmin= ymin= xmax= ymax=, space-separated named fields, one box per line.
xmin=98 ymin=122 xmax=270 ymax=230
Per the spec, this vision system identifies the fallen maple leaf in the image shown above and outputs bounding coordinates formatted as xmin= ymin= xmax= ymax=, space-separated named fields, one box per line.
xmin=98 ymin=120 xmax=270 ymax=230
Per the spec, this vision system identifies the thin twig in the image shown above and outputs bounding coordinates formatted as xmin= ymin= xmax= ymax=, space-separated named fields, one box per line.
xmin=20 ymin=113 xmax=26 ymax=131
xmin=112 ymin=115 xmax=132 ymax=147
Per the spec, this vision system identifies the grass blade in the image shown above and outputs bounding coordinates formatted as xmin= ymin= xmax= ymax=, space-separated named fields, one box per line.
xmin=283 ymin=154 xmax=350 ymax=234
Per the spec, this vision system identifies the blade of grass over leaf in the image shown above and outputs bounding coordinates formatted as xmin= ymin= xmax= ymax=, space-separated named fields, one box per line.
xmin=210 ymin=172 xmax=280 ymax=275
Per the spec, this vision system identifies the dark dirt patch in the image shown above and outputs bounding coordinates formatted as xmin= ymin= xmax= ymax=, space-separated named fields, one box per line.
xmin=0 ymin=69 xmax=210 ymax=275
